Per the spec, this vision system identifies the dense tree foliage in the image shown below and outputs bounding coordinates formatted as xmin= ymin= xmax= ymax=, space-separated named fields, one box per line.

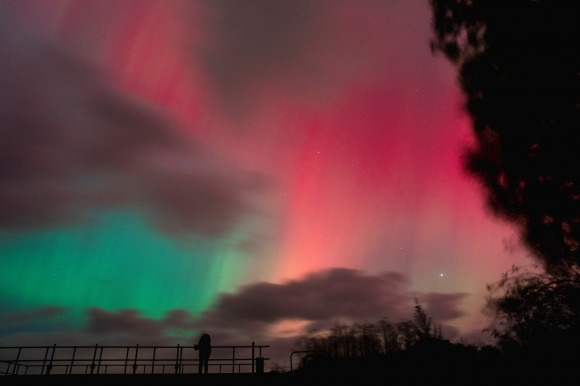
xmin=430 ymin=0 xmax=580 ymax=274
xmin=430 ymin=1 xmax=580 ymax=374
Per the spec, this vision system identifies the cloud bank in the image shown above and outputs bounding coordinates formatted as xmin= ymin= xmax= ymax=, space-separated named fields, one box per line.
xmin=0 ymin=6 xmax=265 ymax=238
xmin=0 ymin=269 xmax=472 ymax=368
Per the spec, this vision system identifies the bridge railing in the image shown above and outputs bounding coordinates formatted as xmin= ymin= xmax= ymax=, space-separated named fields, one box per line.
xmin=0 ymin=343 xmax=269 ymax=376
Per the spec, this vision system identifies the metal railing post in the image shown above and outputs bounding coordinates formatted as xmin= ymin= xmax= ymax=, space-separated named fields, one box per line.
xmin=179 ymin=345 xmax=183 ymax=374
xmin=46 ymin=344 xmax=56 ymax=375
xmin=174 ymin=344 xmax=180 ymax=374
xmin=12 ymin=347 xmax=22 ymax=375
xmin=97 ymin=345 xmax=104 ymax=374
xmin=69 ymin=346 xmax=77 ymax=374
xmin=151 ymin=347 xmax=156 ymax=374
xmin=41 ymin=346 xmax=50 ymax=375
xmin=132 ymin=344 xmax=139 ymax=374
xmin=252 ymin=342 xmax=255 ymax=374
xmin=90 ymin=344 xmax=98 ymax=374
xmin=124 ymin=346 xmax=130 ymax=374
xmin=290 ymin=350 xmax=315 ymax=371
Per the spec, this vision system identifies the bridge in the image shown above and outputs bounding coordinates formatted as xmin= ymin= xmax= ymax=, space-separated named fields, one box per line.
xmin=0 ymin=343 xmax=269 ymax=376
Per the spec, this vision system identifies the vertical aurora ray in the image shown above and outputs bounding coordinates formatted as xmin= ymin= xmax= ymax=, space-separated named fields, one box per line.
xmin=0 ymin=211 xmax=247 ymax=320
xmin=0 ymin=0 xmax=535 ymax=355
xmin=0 ymin=0 xmax=260 ymax=339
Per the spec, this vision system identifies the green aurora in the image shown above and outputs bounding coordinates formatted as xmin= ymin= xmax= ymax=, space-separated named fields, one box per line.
xmin=0 ymin=211 xmax=247 ymax=330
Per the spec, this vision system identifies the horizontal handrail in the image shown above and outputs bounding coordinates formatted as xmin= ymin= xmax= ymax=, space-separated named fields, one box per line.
xmin=0 ymin=343 xmax=269 ymax=376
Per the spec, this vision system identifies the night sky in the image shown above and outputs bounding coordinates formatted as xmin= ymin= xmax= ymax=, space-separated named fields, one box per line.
xmin=0 ymin=0 xmax=532 ymax=369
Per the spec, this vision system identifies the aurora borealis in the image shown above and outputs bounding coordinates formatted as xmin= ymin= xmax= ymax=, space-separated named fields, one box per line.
xmin=0 ymin=0 xmax=533 ymax=369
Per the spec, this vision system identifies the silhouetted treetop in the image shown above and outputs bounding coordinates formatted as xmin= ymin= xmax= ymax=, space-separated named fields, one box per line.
xmin=430 ymin=0 xmax=580 ymax=273
xmin=484 ymin=264 xmax=580 ymax=363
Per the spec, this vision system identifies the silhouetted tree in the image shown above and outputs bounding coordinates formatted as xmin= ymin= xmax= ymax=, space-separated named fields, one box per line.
xmin=484 ymin=265 xmax=580 ymax=361
xmin=291 ymin=312 xmax=502 ymax=383
xmin=294 ymin=303 xmax=445 ymax=366
xmin=430 ymin=0 xmax=580 ymax=274
xmin=296 ymin=321 xmax=384 ymax=360
xmin=412 ymin=299 xmax=433 ymax=338
xmin=378 ymin=318 xmax=400 ymax=354
xmin=394 ymin=320 xmax=417 ymax=351
xmin=355 ymin=323 xmax=383 ymax=357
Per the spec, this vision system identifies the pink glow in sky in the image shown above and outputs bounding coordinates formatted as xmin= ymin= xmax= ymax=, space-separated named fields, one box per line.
xmin=0 ymin=0 xmax=534 ymax=368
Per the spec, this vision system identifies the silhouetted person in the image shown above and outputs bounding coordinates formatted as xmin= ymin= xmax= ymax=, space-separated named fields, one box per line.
xmin=194 ymin=333 xmax=211 ymax=374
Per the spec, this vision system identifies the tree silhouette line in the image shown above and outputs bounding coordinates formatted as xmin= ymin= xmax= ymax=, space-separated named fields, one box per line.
xmin=294 ymin=300 xmax=443 ymax=361
xmin=290 ymin=301 xmax=505 ymax=385
xmin=289 ymin=295 xmax=575 ymax=384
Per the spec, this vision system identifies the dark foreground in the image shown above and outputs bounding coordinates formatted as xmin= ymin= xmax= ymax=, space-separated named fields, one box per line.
xmin=2 ymin=373 xmax=274 ymax=386
xmin=2 ymin=363 xmax=578 ymax=386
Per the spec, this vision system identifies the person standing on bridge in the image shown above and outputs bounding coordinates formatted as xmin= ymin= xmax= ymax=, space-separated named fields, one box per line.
xmin=194 ymin=333 xmax=211 ymax=374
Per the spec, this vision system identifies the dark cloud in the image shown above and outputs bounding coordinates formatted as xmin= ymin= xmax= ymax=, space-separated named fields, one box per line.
xmin=0 ymin=6 xmax=266 ymax=238
xmin=192 ymin=0 xmax=324 ymax=118
xmin=191 ymin=0 xmax=426 ymax=121
xmin=419 ymin=292 xmax=468 ymax=321
xmin=0 ymin=307 xmax=199 ymax=349
xmin=85 ymin=309 xmax=162 ymax=338
xmin=83 ymin=308 xmax=206 ymax=343
xmin=0 ymin=306 xmax=68 ymax=327
xmin=191 ymin=269 xmax=468 ymax=348
xmin=0 ymin=270 xmax=470 ymax=370
xmin=190 ymin=268 xmax=468 ymax=367
xmin=196 ymin=269 xmax=413 ymax=329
